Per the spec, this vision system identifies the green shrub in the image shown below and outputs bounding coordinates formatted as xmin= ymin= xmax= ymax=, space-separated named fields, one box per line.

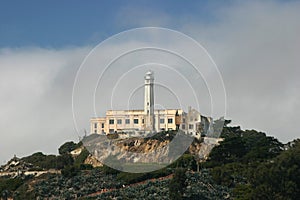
xmin=58 ymin=141 xmax=77 ymax=155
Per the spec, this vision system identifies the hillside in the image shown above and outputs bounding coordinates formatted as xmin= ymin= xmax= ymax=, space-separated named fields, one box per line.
xmin=1 ymin=123 xmax=299 ymax=199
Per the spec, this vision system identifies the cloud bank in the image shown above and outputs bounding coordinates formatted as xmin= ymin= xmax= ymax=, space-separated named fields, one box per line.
xmin=0 ymin=47 xmax=91 ymax=163
xmin=1 ymin=1 xmax=300 ymax=163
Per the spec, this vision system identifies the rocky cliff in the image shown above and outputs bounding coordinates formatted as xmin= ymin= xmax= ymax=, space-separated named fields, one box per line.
xmin=82 ymin=131 xmax=221 ymax=171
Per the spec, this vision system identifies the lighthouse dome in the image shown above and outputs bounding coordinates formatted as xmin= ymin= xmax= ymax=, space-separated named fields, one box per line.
xmin=145 ymin=70 xmax=154 ymax=80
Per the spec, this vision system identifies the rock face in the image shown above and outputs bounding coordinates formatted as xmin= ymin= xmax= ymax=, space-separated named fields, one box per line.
xmin=84 ymin=154 xmax=103 ymax=167
xmin=116 ymin=138 xmax=169 ymax=154
xmin=82 ymin=131 xmax=221 ymax=172
xmin=83 ymin=132 xmax=221 ymax=171
xmin=114 ymin=137 xmax=171 ymax=163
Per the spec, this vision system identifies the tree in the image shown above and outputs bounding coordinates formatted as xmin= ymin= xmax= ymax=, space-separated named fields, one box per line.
xmin=170 ymin=154 xmax=197 ymax=170
xmin=58 ymin=141 xmax=77 ymax=155
xmin=22 ymin=152 xmax=57 ymax=169
xmin=242 ymin=130 xmax=283 ymax=162
xmin=61 ymin=165 xmax=80 ymax=178
xmin=169 ymin=168 xmax=187 ymax=200
xmin=56 ymin=154 xmax=74 ymax=169
xmin=250 ymin=139 xmax=300 ymax=199
xmin=207 ymin=135 xmax=247 ymax=165
xmin=74 ymin=148 xmax=90 ymax=166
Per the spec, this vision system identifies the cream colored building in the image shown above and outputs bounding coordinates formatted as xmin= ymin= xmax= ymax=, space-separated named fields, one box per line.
xmin=90 ymin=109 xmax=183 ymax=134
xmin=90 ymin=71 xmax=213 ymax=137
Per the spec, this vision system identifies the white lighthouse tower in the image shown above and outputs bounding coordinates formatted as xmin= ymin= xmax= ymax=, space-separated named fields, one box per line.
xmin=144 ymin=70 xmax=155 ymax=131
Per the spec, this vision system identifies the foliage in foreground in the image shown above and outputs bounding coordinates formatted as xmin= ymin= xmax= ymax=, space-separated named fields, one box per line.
xmin=204 ymin=125 xmax=299 ymax=200
xmin=1 ymin=125 xmax=300 ymax=200
xmin=89 ymin=169 xmax=229 ymax=200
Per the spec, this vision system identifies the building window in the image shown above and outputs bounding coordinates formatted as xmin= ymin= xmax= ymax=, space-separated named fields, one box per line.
xmin=94 ymin=123 xmax=97 ymax=128
xmin=134 ymin=119 xmax=139 ymax=124
xmin=160 ymin=118 xmax=165 ymax=124
xmin=109 ymin=129 xmax=114 ymax=133
xmin=182 ymin=124 xmax=186 ymax=130
xmin=182 ymin=118 xmax=186 ymax=123
xmin=95 ymin=129 xmax=97 ymax=133
xmin=109 ymin=119 xmax=114 ymax=124
xmin=189 ymin=124 xmax=194 ymax=129
xmin=142 ymin=119 xmax=144 ymax=123
xmin=168 ymin=118 xmax=173 ymax=124
xmin=117 ymin=119 xmax=122 ymax=124
xmin=101 ymin=123 xmax=104 ymax=128
xmin=125 ymin=119 xmax=130 ymax=124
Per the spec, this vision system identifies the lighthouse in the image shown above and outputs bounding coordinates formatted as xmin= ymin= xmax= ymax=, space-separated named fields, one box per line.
xmin=144 ymin=70 xmax=155 ymax=131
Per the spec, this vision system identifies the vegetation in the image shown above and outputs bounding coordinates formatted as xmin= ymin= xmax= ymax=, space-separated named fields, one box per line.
xmin=116 ymin=167 xmax=172 ymax=184
xmin=169 ymin=168 xmax=187 ymax=200
xmin=0 ymin=124 xmax=299 ymax=199
xmin=203 ymin=124 xmax=299 ymax=199
xmin=87 ymin=169 xmax=229 ymax=200
xmin=58 ymin=141 xmax=80 ymax=155
xmin=0 ymin=177 xmax=24 ymax=196
xmin=206 ymin=127 xmax=283 ymax=167
xmin=21 ymin=152 xmax=58 ymax=170
xmin=21 ymin=141 xmax=84 ymax=171
xmin=145 ymin=130 xmax=177 ymax=142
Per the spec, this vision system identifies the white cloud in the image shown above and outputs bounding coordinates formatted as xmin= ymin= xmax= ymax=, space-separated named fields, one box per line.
xmin=181 ymin=0 xmax=300 ymax=142
xmin=1 ymin=0 xmax=300 ymax=163
xmin=0 ymin=47 xmax=91 ymax=163
xmin=112 ymin=1 xmax=300 ymax=142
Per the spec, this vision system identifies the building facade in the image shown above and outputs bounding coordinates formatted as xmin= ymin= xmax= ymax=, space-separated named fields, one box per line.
xmin=90 ymin=109 xmax=183 ymax=134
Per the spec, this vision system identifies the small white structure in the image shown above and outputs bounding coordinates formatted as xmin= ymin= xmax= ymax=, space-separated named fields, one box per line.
xmin=180 ymin=107 xmax=213 ymax=139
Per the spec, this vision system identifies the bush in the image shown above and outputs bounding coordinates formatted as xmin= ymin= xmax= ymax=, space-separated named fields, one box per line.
xmin=101 ymin=165 xmax=120 ymax=175
xmin=169 ymin=154 xmax=197 ymax=170
xmin=56 ymin=154 xmax=74 ymax=169
xmin=74 ymin=148 xmax=90 ymax=166
xmin=169 ymin=168 xmax=187 ymax=200
xmin=61 ymin=165 xmax=80 ymax=178
xmin=0 ymin=177 xmax=24 ymax=192
xmin=58 ymin=141 xmax=77 ymax=155
xmin=79 ymin=164 xmax=93 ymax=170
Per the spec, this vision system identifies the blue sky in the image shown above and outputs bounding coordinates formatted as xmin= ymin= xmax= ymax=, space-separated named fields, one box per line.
xmin=1 ymin=0 xmax=300 ymax=162
xmin=0 ymin=0 xmax=229 ymax=47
